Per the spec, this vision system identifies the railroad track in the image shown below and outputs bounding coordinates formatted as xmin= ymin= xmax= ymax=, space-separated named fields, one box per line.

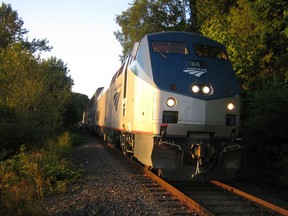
xmin=105 ymin=143 xmax=196 ymax=215
xmin=168 ymin=180 xmax=288 ymax=216
xmin=105 ymin=143 xmax=288 ymax=216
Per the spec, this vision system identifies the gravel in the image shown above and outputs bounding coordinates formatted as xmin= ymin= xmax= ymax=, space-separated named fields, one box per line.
xmin=44 ymin=131 xmax=288 ymax=215
xmin=44 ymin=131 xmax=172 ymax=216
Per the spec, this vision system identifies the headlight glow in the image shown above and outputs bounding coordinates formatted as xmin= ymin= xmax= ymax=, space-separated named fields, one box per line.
xmin=192 ymin=85 xmax=200 ymax=93
xmin=166 ymin=97 xmax=177 ymax=107
xmin=192 ymin=84 xmax=213 ymax=95
xmin=227 ymin=102 xmax=235 ymax=111
xmin=202 ymin=85 xmax=211 ymax=94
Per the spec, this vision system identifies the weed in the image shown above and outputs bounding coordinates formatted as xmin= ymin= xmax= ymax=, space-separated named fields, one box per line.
xmin=0 ymin=132 xmax=81 ymax=215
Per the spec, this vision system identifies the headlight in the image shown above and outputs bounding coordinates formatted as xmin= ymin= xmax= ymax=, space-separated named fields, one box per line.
xmin=202 ymin=85 xmax=211 ymax=94
xmin=166 ymin=97 xmax=177 ymax=107
xmin=192 ymin=85 xmax=200 ymax=93
xmin=192 ymin=84 xmax=213 ymax=95
xmin=227 ymin=102 xmax=235 ymax=111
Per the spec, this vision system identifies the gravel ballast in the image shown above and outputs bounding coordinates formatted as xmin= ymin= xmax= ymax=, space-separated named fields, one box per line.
xmin=44 ymin=131 xmax=173 ymax=215
xmin=44 ymin=131 xmax=288 ymax=215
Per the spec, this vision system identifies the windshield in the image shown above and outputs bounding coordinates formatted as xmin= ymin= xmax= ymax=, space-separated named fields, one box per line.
xmin=193 ymin=44 xmax=228 ymax=60
xmin=152 ymin=41 xmax=189 ymax=55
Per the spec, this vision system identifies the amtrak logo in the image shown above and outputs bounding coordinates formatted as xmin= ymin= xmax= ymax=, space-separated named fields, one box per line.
xmin=113 ymin=91 xmax=120 ymax=112
xmin=183 ymin=60 xmax=208 ymax=77
xmin=183 ymin=68 xmax=207 ymax=77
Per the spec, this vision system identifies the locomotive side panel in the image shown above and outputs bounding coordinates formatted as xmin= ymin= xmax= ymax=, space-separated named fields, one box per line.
xmin=105 ymin=74 xmax=124 ymax=130
xmin=132 ymin=75 xmax=155 ymax=132
xmin=133 ymin=134 xmax=154 ymax=167
xmin=131 ymin=75 xmax=156 ymax=167
xmin=121 ymin=67 xmax=135 ymax=132
xmin=97 ymin=65 xmax=126 ymax=141
xmin=97 ymin=90 xmax=107 ymax=135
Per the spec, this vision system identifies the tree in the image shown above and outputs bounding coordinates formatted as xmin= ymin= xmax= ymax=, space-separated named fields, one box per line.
xmin=0 ymin=3 xmax=27 ymax=48
xmin=64 ymin=93 xmax=90 ymax=129
xmin=256 ymin=0 xmax=288 ymax=83
xmin=0 ymin=44 xmax=73 ymax=150
xmin=0 ymin=44 xmax=45 ymax=148
xmin=0 ymin=3 xmax=73 ymax=152
xmin=195 ymin=0 xmax=288 ymax=89
xmin=0 ymin=3 xmax=52 ymax=54
xmin=114 ymin=0 xmax=196 ymax=61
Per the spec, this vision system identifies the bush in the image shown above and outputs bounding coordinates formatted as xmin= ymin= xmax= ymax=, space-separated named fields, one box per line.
xmin=0 ymin=132 xmax=81 ymax=215
xmin=241 ymin=78 xmax=288 ymax=193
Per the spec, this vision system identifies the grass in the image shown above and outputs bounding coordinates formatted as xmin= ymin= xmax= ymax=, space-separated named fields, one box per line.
xmin=0 ymin=131 xmax=81 ymax=216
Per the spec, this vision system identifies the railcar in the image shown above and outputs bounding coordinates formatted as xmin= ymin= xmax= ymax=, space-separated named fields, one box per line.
xmin=83 ymin=31 xmax=242 ymax=180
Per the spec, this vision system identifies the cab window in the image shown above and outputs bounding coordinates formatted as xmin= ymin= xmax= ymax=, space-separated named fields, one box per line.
xmin=193 ymin=44 xmax=228 ymax=60
xmin=152 ymin=41 xmax=189 ymax=55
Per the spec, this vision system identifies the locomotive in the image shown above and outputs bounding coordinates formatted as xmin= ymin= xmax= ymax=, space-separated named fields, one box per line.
xmin=83 ymin=31 xmax=242 ymax=180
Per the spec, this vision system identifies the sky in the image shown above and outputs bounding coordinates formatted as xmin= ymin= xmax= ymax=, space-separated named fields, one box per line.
xmin=4 ymin=0 xmax=132 ymax=98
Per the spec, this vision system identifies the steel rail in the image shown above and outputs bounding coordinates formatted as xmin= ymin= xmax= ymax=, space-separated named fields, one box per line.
xmin=144 ymin=168 xmax=215 ymax=216
xmin=211 ymin=180 xmax=288 ymax=216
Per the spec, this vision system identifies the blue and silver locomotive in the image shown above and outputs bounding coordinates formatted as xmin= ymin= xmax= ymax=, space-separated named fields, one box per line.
xmin=83 ymin=31 xmax=242 ymax=180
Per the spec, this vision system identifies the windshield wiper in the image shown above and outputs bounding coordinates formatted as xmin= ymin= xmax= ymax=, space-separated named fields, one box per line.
xmin=152 ymin=46 xmax=168 ymax=59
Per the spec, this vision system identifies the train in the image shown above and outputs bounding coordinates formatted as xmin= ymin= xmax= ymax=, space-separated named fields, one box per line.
xmin=83 ymin=31 xmax=243 ymax=180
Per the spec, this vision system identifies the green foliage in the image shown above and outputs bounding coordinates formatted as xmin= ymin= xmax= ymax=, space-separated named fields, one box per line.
xmin=195 ymin=0 xmax=288 ymax=89
xmin=0 ymin=3 xmax=74 ymax=151
xmin=114 ymin=0 xmax=195 ymax=61
xmin=0 ymin=44 xmax=43 ymax=149
xmin=0 ymin=44 xmax=72 ymax=150
xmin=0 ymin=3 xmax=27 ymax=48
xmin=245 ymin=80 xmax=288 ymax=143
xmin=64 ymin=93 xmax=90 ymax=129
xmin=0 ymin=132 xmax=81 ymax=216
xmin=241 ymin=78 xmax=288 ymax=192
xmin=0 ymin=3 xmax=51 ymax=52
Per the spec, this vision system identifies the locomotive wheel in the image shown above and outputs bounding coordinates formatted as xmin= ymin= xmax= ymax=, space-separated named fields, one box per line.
xmin=121 ymin=142 xmax=134 ymax=159
xmin=148 ymin=167 xmax=164 ymax=179
xmin=157 ymin=169 xmax=163 ymax=178
xmin=121 ymin=142 xmax=128 ymax=155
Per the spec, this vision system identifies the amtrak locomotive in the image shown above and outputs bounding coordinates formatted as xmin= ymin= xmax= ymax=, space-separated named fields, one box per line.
xmin=83 ymin=31 xmax=242 ymax=180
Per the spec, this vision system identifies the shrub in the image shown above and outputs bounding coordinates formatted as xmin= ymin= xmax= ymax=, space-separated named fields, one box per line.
xmin=241 ymin=78 xmax=288 ymax=193
xmin=0 ymin=132 xmax=81 ymax=215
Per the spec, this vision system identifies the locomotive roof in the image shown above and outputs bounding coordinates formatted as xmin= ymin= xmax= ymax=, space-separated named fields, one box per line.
xmin=143 ymin=31 xmax=225 ymax=48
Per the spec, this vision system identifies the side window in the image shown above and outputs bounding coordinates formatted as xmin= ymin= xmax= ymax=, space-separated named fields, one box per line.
xmin=131 ymin=42 xmax=140 ymax=59
xmin=110 ymin=72 xmax=117 ymax=86
xmin=110 ymin=63 xmax=125 ymax=86
xmin=117 ymin=63 xmax=125 ymax=77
